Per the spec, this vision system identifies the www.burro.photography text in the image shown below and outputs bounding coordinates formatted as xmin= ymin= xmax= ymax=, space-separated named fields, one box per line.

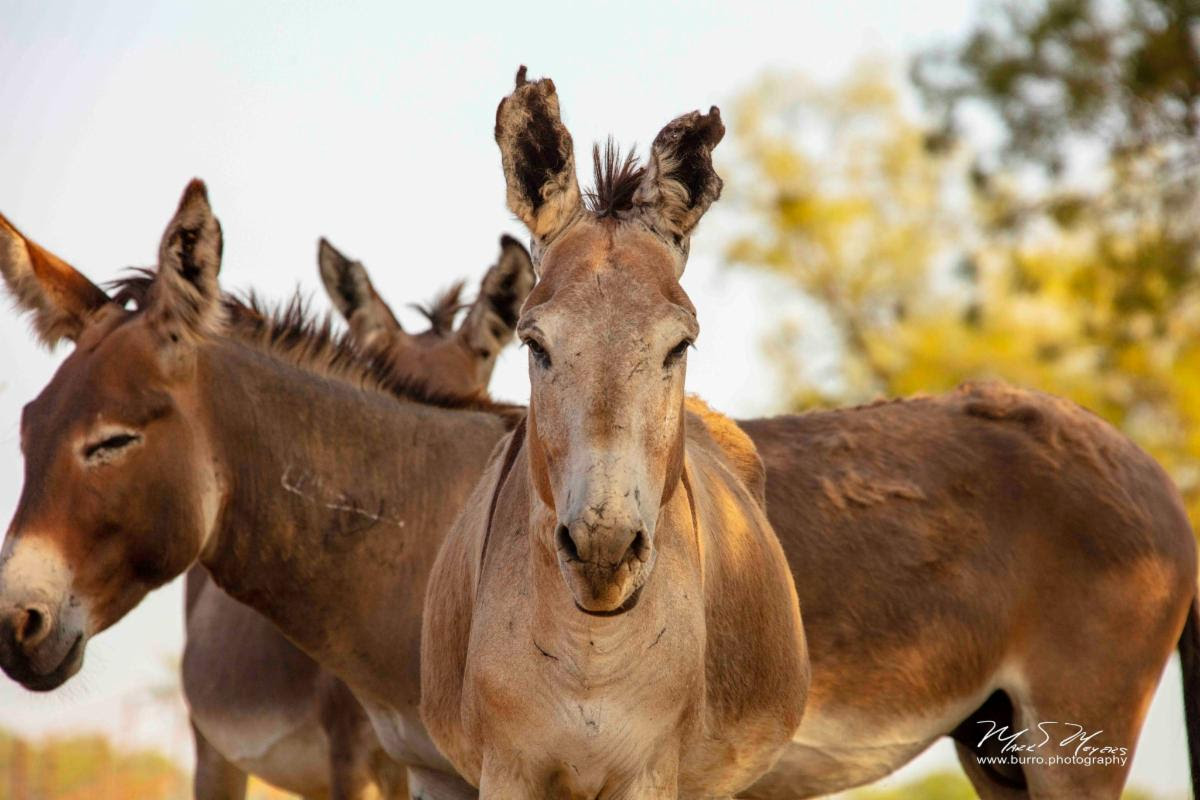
xmin=976 ymin=720 xmax=1131 ymax=769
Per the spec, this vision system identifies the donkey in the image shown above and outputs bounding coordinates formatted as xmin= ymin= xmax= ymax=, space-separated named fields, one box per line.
xmin=419 ymin=69 xmax=810 ymax=799
xmin=317 ymin=235 xmax=535 ymax=400
xmin=333 ymin=250 xmax=1200 ymax=799
xmin=0 ymin=181 xmax=517 ymax=799
xmin=181 ymin=236 xmax=534 ymax=798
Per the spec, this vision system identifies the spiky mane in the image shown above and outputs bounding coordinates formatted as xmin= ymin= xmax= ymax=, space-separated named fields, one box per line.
xmin=584 ymin=139 xmax=646 ymax=218
xmin=411 ymin=280 xmax=467 ymax=335
xmin=108 ymin=270 xmax=523 ymax=426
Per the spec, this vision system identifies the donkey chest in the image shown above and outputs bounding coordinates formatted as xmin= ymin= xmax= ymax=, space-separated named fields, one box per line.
xmin=465 ymin=613 xmax=705 ymax=791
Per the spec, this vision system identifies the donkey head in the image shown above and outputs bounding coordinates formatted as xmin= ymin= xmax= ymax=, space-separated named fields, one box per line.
xmin=497 ymin=67 xmax=723 ymax=614
xmin=318 ymin=236 xmax=534 ymax=399
xmin=0 ymin=181 xmax=226 ymax=690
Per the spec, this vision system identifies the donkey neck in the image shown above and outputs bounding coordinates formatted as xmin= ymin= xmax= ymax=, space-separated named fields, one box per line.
xmin=194 ymin=338 xmax=507 ymax=705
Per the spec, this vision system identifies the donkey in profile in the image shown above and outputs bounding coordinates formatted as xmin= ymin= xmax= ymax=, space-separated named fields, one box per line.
xmin=0 ymin=182 xmax=519 ymax=799
xmin=180 ymin=236 xmax=533 ymax=799
xmin=420 ymin=68 xmax=810 ymax=799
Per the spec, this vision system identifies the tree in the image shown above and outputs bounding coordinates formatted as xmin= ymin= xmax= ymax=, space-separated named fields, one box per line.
xmin=723 ymin=61 xmax=963 ymax=405
xmin=723 ymin=19 xmax=1200 ymax=527
xmin=908 ymin=0 xmax=1200 ymax=518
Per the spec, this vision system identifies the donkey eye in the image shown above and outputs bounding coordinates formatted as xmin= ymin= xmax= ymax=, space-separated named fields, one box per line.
xmin=664 ymin=338 xmax=693 ymax=368
xmin=83 ymin=432 xmax=142 ymax=462
xmin=524 ymin=338 xmax=552 ymax=369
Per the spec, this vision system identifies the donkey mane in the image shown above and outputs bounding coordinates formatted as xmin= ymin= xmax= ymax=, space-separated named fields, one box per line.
xmin=410 ymin=280 xmax=467 ymax=335
xmin=110 ymin=270 xmax=523 ymax=426
xmin=584 ymin=139 xmax=646 ymax=218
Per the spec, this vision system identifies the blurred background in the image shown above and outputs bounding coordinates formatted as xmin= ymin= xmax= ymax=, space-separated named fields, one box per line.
xmin=0 ymin=0 xmax=1196 ymax=797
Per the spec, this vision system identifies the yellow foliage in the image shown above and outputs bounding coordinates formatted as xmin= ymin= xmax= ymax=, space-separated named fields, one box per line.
xmin=724 ymin=61 xmax=1200 ymax=528
xmin=0 ymin=728 xmax=186 ymax=800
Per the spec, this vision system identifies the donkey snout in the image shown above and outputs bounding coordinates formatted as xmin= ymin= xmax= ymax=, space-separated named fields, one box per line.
xmin=0 ymin=538 xmax=88 ymax=689
xmin=554 ymin=507 xmax=654 ymax=615
xmin=0 ymin=600 xmax=85 ymax=690
xmin=556 ymin=521 xmax=648 ymax=569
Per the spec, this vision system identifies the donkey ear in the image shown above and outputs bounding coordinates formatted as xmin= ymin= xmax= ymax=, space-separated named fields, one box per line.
xmin=495 ymin=66 xmax=582 ymax=250
xmin=317 ymin=237 xmax=402 ymax=350
xmin=633 ymin=107 xmax=725 ymax=262
xmin=146 ymin=179 xmax=224 ymax=339
xmin=0 ymin=212 xmax=112 ymax=348
xmin=459 ymin=234 xmax=536 ymax=358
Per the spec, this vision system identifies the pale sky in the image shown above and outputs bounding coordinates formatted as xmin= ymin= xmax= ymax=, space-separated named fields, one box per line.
xmin=0 ymin=1 xmax=1189 ymax=795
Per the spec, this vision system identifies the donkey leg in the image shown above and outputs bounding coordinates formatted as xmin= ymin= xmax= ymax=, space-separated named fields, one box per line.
xmin=1016 ymin=698 xmax=1149 ymax=798
xmin=320 ymin=677 xmax=378 ymax=800
xmin=1005 ymin=554 xmax=1193 ymax=798
xmin=407 ymin=766 xmax=478 ymax=800
xmin=369 ymin=754 xmax=412 ymax=799
xmin=326 ymin=737 xmax=373 ymax=800
xmin=949 ymin=690 xmax=1029 ymax=798
xmin=1010 ymin=664 xmax=1163 ymax=799
xmin=192 ymin=722 xmax=248 ymax=800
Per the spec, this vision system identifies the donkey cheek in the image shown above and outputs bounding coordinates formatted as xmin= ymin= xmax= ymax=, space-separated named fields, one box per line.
xmin=526 ymin=409 xmax=558 ymax=511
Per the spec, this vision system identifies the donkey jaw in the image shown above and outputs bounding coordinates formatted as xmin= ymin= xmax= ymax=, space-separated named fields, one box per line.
xmin=574 ymin=583 xmax=645 ymax=617
xmin=555 ymin=545 xmax=656 ymax=616
xmin=2 ymin=632 xmax=85 ymax=692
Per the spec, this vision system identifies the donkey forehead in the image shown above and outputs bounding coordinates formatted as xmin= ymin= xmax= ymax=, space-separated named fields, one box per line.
xmin=538 ymin=222 xmax=681 ymax=281
xmin=528 ymin=290 xmax=697 ymax=353
xmin=73 ymin=303 xmax=133 ymax=351
xmin=522 ymin=223 xmax=696 ymax=331
xmin=22 ymin=320 xmax=170 ymax=431
xmin=391 ymin=334 xmax=477 ymax=375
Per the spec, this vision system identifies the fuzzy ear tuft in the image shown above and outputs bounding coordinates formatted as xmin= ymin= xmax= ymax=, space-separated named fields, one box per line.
xmin=317 ymin=237 xmax=402 ymax=349
xmin=459 ymin=234 xmax=536 ymax=358
xmin=634 ymin=107 xmax=725 ymax=253
xmin=146 ymin=179 xmax=224 ymax=338
xmin=0 ymin=211 xmax=111 ymax=348
xmin=495 ymin=66 xmax=582 ymax=247
xmin=318 ymin=237 xmax=372 ymax=320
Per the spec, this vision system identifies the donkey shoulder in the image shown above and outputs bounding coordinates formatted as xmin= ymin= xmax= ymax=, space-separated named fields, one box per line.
xmin=685 ymin=395 xmax=767 ymax=508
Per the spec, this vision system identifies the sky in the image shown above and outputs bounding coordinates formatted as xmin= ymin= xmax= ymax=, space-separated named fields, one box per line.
xmin=0 ymin=1 xmax=1190 ymax=795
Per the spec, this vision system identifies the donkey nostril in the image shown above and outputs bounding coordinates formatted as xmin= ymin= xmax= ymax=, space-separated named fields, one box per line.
xmin=556 ymin=524 xmax=581 ymax=561
xmin=14 ymin=605 xmax=52 ymax=649
xmin=627 ymin=530 xmax=649 ymax=563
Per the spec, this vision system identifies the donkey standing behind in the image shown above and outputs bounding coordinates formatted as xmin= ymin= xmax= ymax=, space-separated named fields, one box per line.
xmin=420 ymin=69 xmax=810 ymax=799
xmin=181 ymin=236 xmax=534 ymax=799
